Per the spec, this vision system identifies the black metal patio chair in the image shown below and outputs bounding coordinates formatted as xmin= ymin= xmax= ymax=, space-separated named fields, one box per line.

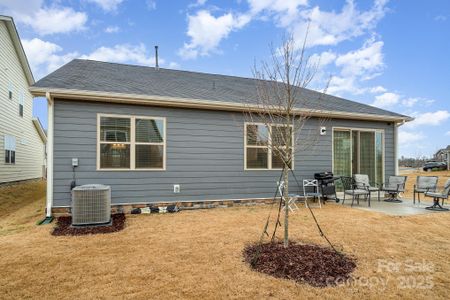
xmin=424 ymin=178 xmax=450 ymax=211
xmin=353 ymin=174 xmax=380 ymax=201
xmin=413 ymin=176 xmax=438 ymax=205
xmin=341 ymin=176 xmax=371 ymax=207
xmin=380 ymin=176 xmax=407 ymax=203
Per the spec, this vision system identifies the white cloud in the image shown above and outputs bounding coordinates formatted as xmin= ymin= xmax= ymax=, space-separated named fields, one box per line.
xmin=22 ymin=38 xmax=165 ymax=78
xmin=188 ymin=0 xmax=207 ymax=8
xmin=291 ymin=0 xmax=389 ymax=48
xmin=0 ymin=1 xmax=87 ymax=35
xmin=310 ymin=50 xmax=336 ymax=67
xmin=168 ymin=61 xmax=180 ymax=69
xmin=326 ymin=38 xmax=385 ymax=95
xmin=178 ymin=10 xmax=251 ymax=59
xmin=327 ymin=76 xmax=364 ymax=95
xmin=87 ymin=0 xmax=124 ymax=12
xmin=179 ymin=0 xmax=389 ymax=61
xmin=335 ymin=38 xmax=384 ymax=78
xmin=146 ymin=0 xmax=156 ymax=10
xmin=399 ymin=130 xmax=424 ymax=144
xmin=369 ymin=86 xmax=386 ymax=93
xmin=81 ymin=44 xmax=163 ymax=66
xmin=401 ymin=97 xmax=419 ymax=108
xmin=371 ymin=92 xmax=400 ymax=108
xmin=22 ymin=38 xmax=79 ymax=78
xmin=446 ymin=131 xmax=450 ymax=136
xmin=248 ymin=0 xmax=308 ymax=14
xmin=247 ymin=0 xmax=308 ymax=25
xmin=404 ymin=110 xmax=450 ymax=128
xmin=105 ymin=26 xmax=120 ymax=33
xmin=434 ymin=15 xmax=447 ymax=22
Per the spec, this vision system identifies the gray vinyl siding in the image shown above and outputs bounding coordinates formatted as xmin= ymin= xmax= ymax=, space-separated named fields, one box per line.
xmin=52 ymin=99 xmax=395 ymax=207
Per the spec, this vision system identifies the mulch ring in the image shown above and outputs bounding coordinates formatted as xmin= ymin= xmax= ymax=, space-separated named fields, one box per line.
xmin=51 ymin=214 xmax=126 ymax=236
xmin=243 ymin=241 xmax=356 ymax=287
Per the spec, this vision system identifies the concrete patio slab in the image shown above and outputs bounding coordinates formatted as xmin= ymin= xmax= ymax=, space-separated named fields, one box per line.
xmin=336 ymin=193 xmax=449 ymax=216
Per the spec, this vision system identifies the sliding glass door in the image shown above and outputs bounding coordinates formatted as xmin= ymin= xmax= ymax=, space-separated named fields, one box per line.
xmin=333 ymin=130 xmax=351 ymax=177
xmin=333 ymin=128 xmax=384 ymax=185
xmin=359 ymin=131 xmax=376 ymax=181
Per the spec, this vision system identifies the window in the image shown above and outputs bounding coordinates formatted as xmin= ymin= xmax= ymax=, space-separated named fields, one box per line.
xmin=8 ymin=82 xmax=13 ymax=100
xmin=245 ymin=123 xmax=293 ymax=170
xmin=98 ymin=114 xmax=165 ymax=170
xmin=4 ymin=135 xmax=16 ymax=164
xmin=19 ymin=91 xmax=24 ymax=117
xmin=333 ymin=128 xmax=384 ymax=184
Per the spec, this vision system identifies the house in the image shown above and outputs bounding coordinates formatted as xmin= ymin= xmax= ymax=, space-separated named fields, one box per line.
xmin=0 ymin=16 xmax=46 ymax=184
xmin=30 ymin=59 xmax=412 ymax=216
xmin=434 ymin=145 xmax=450 ymax=166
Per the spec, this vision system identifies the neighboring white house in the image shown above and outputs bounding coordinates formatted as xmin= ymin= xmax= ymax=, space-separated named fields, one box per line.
xmin=434 ymin=145 xmax=450 ymax=170
xmin=0 ymin=16 xmax=46 ymax=183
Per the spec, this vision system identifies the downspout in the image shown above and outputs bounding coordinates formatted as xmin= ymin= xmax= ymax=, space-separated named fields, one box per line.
xmin=394 ymin=120 xmax=406 ymax=175
xmin=46 ymin=92 xmax=54 ymax=217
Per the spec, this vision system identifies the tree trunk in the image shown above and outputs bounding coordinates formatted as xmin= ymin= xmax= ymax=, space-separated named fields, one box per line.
xmin=283 ymin=165 xmax=289 ymax=248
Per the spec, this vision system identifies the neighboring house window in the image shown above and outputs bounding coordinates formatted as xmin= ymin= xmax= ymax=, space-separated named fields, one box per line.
xmin=245 ymin=123 xmax=293 ymax=170
xmin=98 ymin=114 xmax=166 ymax=170
xmin=19 ymin=91 xmax=24 ymax=117
xmin=333 ymin=128 xmax=384 ymax=184
xmin=4 ymin=135 xmax=16 ymax=164
xmin=8 ymin=82 xmax=13 ymax=100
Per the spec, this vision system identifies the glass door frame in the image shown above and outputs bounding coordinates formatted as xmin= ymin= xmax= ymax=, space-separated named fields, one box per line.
xmin=332 ymin=127 xmax=385 ymax=184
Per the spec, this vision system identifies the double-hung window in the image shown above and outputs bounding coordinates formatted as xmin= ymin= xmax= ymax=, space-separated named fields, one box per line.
xmin=245 ymin=123 xmax=293 ymax=170
xmin=4 ymin=135 xmax=16 ymax=164
xmin=98 ymin=114 xmax=166 ymax=170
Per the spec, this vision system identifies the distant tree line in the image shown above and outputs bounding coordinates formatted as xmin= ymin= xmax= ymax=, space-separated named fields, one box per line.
xmin=399 ymin=156 xmax=432 ymax=168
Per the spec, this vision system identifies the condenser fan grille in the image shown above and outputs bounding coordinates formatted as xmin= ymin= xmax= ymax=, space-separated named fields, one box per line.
xmin=71 ymin=184 xmax=111 ymax=225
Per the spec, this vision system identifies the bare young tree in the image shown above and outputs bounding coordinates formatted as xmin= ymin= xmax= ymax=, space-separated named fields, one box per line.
xmin=244 ymin=34 xmax=330 ymax=248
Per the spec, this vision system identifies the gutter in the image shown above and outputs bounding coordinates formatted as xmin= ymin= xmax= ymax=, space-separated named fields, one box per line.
xmin=29 ymin=87 xmax=414 ymax=123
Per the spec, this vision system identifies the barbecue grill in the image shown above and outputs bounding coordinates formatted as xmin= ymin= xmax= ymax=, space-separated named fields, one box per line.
xmin=314 ymin=171 xmax=340 ymax=202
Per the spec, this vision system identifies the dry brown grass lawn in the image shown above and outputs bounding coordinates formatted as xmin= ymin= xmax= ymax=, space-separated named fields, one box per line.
xmin=400 ymin=169 xmax=450 ymax=201
xmin=0 ymin=180 xmax=46 ymax=236
xmin=1 ymin=180 xmax=450 ymax=299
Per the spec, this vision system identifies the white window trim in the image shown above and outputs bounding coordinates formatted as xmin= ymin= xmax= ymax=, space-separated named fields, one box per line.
xmin=4 ymin=135 xmax=16 ymax=165
xmin=97 ymin=113 xmax=166 ymax=171
xmin=331 ymin=126 xmax=385 ymax=183
xmin=244 ymin=122 xmax=295 ymax=171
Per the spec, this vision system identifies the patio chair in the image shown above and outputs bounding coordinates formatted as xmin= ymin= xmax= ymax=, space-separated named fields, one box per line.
xmin=341 ymin=176 xmax=370 ymax=207
xmin=302 ymin=179 xmax=322 ymax=208
xmin=413 ymin=176 xmax=438 ymax=205
xmin=424 ymin=178 xmax=450 ymax=211
xmin=353 ymin=174 xmax=381 ymax=201
xmin=278 ymin=181 xmax=301 ymax=212
xmin=380 ymin=176 xmax=407 ymax=203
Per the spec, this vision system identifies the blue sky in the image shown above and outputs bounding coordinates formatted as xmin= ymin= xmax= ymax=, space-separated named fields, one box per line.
xmin=1 ymin=0 xmax=449 ymax=157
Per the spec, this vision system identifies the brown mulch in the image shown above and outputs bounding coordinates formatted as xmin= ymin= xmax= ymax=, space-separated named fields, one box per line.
xmin=51 ymin=214 xmax=126 ymax=236
xmin=243 ymin=241 xmax=356 ymax=287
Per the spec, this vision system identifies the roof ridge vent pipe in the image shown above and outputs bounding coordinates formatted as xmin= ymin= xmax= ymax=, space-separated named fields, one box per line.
xmin=155 ymin=45 xmax=159 ymax=70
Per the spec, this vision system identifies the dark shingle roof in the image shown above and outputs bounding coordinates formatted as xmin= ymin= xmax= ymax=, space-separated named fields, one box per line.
xmin=33 ymin=59 xmax=409 ymax=119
